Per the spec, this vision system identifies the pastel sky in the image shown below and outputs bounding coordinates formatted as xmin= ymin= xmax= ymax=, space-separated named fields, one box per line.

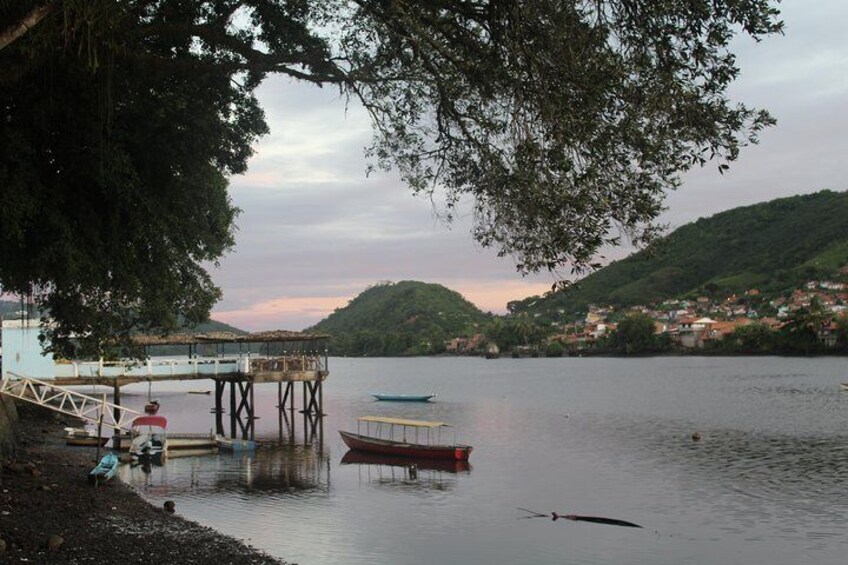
xmin=210 ymin=1 xmax=848 ymax=332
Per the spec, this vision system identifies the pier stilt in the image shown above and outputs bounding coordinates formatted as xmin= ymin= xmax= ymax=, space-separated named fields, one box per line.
xmin=214 ymin=380 xmax=225 ymax=436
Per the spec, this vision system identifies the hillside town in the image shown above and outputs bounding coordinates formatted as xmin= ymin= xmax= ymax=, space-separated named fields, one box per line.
xmin=445 ymin=275 xmax=848 ymax=356
xmin=554 ymin=277 xmax=848 ymax=351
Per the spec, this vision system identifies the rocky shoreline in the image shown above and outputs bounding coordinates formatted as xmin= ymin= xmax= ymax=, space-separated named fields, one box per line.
xmin=0 ymin=403 xmax=288 ymax=564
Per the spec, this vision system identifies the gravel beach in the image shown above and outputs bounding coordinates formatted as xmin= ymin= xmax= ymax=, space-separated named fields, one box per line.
xmin=0 ymin=403 xmax=288 ymax=564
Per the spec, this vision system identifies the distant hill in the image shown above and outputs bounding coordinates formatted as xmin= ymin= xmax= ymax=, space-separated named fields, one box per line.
xmin=308 ymin=280 xmax=489 ymax=356
xmin=510 ymin=190 xmax=848 ymax=321
xmin=0 ymin=299 xmax=246 ymax=336
xmin=187 ymin=319 xmax=247 ymax=335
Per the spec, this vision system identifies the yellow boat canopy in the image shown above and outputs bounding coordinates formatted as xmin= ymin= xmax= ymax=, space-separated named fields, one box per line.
xmin=358 ymin=416 xmax=450 ymax=428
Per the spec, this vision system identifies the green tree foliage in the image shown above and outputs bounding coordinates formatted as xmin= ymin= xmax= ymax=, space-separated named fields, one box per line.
xmin=1 ymin=1 xmax=782 ymax=355
xmin=512 ymin=191 xmax=848 ymax=321
xmin=835 ymin=315 xmax=848 ymax=352
xmin=545 ymin=340 xmax=565 ymax=358
xmin=774 ymin=297 xmax=829 ymax=355
xmin=607 ymin=312 xmax=662 ymax=354
xmin=482 ymin=313 xmax=552 ymax=352
xmin=727 ymin=323 xmax=774 ymax=354
xmin=308 ymin=281 xmax=486 ymax=356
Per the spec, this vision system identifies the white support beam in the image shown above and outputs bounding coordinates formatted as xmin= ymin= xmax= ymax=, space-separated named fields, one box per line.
xmin=0 ymin=373 xmax=141 ymax=431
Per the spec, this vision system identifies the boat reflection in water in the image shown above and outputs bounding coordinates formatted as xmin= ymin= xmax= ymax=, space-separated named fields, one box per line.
xmin=119 ymin=441 xmax=331 ymax=499
xmin=341 ymin=449 xmax=470 ymax=491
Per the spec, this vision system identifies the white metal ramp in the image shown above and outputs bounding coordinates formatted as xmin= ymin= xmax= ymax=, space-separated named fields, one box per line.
xmin=0 ymin=374 xmax=140 ymax=431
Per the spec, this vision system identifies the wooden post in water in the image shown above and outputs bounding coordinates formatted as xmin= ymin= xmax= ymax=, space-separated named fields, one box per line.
xmin=213 ymin=379 xmax=225 ymax=436
xmin=248 ymin=378 xmax=255 ymax=441
xmin=229 ymin=380 xmax=237 ymax=438
xmin=318 ymin=381 xmax=324 ymax=417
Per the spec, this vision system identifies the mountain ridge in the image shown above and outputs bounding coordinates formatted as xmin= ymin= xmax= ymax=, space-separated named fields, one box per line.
xmin=509 ymin=189 xmax=848 ymax=321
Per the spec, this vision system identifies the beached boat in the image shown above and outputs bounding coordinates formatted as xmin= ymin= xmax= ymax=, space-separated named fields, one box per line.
xmin=129 ymin=415 xmax=168 ymax=464
xmin=88 ymin=452 xmax=120 ymax=485
xmin=339 ymin=416 xmax=472 ymax=461
xmin=63 ymin=427 xmax=109 ymax=447
xmin=371 ymin=393 xmax=436 ymax=402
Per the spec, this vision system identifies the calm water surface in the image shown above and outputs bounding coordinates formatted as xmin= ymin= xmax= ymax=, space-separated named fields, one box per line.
xmin=115 ymin=356 xmax=848 ymax=564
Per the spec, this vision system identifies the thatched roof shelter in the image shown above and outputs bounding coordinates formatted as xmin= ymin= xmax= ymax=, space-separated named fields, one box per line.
xmin=131 ymin=330 xmax=329 ymax=347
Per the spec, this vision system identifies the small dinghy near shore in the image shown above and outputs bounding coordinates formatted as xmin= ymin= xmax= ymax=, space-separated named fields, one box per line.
xmin=88 ymin=452 xmax=120 ymax=485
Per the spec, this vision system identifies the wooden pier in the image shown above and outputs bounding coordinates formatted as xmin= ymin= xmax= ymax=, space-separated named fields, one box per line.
xmin=1 ymin=325 xmax=330 ymax=444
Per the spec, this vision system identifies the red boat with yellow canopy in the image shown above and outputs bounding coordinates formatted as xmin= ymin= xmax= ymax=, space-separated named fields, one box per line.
xmin=339 ymin=416 xmax=472 ymax=461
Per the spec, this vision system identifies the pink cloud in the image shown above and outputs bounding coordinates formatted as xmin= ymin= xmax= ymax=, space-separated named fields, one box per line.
xmin=213 ymin=295 xmax=350 ymax=332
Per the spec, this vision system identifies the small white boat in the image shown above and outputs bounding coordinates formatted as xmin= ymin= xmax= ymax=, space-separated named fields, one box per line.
xmin=840 ymin=383 xmax=848 ymax=391
xmin=129 ymin=415 xmax=168 ymax=464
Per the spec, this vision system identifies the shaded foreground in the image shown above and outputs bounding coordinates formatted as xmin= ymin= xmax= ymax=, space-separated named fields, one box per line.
xmin=0 ymin=405 xmax=286 ymax=564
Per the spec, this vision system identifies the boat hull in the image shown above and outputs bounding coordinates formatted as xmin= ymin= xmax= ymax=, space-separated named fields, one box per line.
xmin=341 ymin=450 xmax=471 ymax=473
xmin=371 ymin=393 xmax=436 ymax=402
xmin=88 ymin=453 xmax=119 ymax=485
xmin=339 ymin=430 xmax=472 ymax=461
xmin=64 ymin=428 xmax=109 ymax=447
xmin=216 ymin=435 xmax=257 ymax=452
xmin=66 ymin=436 xmax=109 ymax=447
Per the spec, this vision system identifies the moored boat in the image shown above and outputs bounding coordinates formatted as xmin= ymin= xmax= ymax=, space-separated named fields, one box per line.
xmin=144 ymin=399 xmax=160 ymax=414
xmin=339 ymin=416 xmax=472 ymax=461
xmin=371 ymin=392 xmax=436 ymax=402
xmin=129 ymin=415 xmax=168 ymax=464
xmin=215 ymin=435 xmax=257 ymax=452
xmin=88 ymin=452 xmax=120 ymax=485
xmin=64 ymin=427 xmax=109 ymax=447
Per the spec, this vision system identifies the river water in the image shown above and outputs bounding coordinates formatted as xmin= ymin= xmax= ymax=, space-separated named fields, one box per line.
xmin=115 ymin=356 xmax=848 ymax=564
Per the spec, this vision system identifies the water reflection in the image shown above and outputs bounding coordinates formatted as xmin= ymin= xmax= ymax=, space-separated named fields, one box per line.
xmin=116 ymin=357 xmax=848 ymax=565
xmin=340 ymin=450 xmax=470 ymax=491
xmin=120 ymin=438 xmax=331 ymax=498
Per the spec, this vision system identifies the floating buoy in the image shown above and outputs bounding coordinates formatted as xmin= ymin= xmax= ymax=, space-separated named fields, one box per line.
xmin=692 ymin=432 xmax=702 ymax=442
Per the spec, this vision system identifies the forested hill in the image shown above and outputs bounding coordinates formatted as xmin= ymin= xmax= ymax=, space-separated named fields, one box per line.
xmin=511 ymin=190 xmax=848 ymax=320
xmin=0 ymin=300 xmax=245 ymax=335
xmin=308 ymin=281 xmax=488 ymax=356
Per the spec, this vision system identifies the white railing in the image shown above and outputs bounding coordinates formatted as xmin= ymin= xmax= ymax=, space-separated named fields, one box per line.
xmin=0 ymin=374 xmax=141 ymax=431
xmin=54 ymin=354 xmax=326 ymax=379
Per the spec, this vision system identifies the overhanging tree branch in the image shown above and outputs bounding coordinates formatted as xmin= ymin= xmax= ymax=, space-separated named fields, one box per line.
xmin=0 ymin=3 xmax=51 ymax=51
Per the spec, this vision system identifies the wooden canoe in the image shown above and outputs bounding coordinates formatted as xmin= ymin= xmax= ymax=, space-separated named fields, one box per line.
xmin=371 ymin=393 xmax=436 ymax=402
xmin=64 ymin=428 xmax=109 ymax=447
xmin=339 ymin=430 xmax=472 ymax=460
xmin=88 ymin=452 xmax=120 ymax=485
